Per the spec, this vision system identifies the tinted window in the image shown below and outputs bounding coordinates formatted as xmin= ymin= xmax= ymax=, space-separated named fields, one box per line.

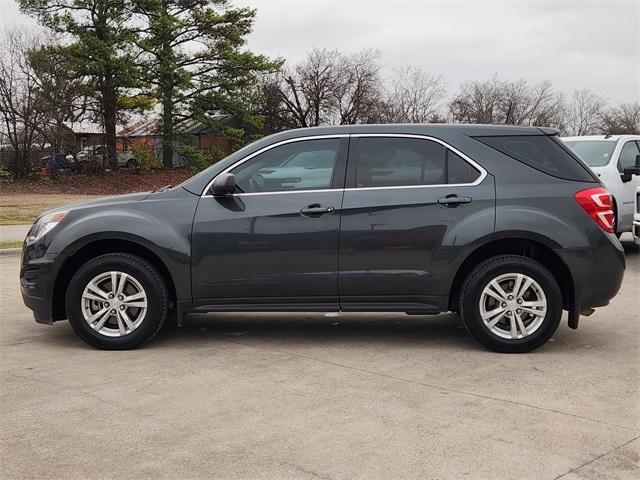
xmin=475 ymin=135 xmax=594 ymax=182
xmin=563 ymin=140 xmax=615 ymax=167
xmin=618 ymin=141 xmax=640 ymax=172
xmin=232 ymin=139 xmax=339 ymax=193
xmin=355 ymin=138 xmax=446 ymax=188
xmin=448 ymin=150 xmax=480 ymax=184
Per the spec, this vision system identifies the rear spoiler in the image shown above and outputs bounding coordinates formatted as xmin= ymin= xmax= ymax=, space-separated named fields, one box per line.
xmin=537 ymin=127 xmax=559 ymax=136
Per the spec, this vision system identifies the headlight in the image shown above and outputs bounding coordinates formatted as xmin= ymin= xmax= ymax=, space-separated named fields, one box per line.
xmin=26 ymin=211 xmax=68 ymax=245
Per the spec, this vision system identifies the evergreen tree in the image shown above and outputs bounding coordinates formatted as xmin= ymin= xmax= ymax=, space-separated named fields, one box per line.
xmin=131 ymin=0 xmax=279 ymax=167
xmin=19 ymin=0 xmax=140 ymax=169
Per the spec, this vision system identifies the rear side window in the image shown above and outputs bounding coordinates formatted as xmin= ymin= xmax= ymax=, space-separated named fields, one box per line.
xmin=447 ymin=150 xmax=480 ymax=184
xmin=353 ymin=137 xmax=480 ymax=188
xmin=474 ymin=135 xmax=595 ymax=182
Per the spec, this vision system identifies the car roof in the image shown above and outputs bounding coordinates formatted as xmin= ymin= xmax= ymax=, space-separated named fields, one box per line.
xmin=562 ymin=135 xmax=640 ymax=142
xmin=264 ymin=123 xmax=557 ymax=139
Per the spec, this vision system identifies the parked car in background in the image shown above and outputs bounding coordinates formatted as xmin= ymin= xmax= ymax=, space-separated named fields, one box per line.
xmin=74 ymin=144 xmax=139 ymax=171
xmin=634 ymin=186 xmax=640 ymax=246
xmin=563 ymin=135 xmax=640 ymax=235
xmin=21 ymin=125 xmax=625 ymax=353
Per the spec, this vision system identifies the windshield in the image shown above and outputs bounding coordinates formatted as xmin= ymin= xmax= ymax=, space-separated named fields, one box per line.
xmin=563 ymin=140 xmax=616 ymax=167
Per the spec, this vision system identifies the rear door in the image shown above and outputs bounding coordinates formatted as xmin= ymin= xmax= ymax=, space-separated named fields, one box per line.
xmin=338 ymin=134 xmax=495 ymax=312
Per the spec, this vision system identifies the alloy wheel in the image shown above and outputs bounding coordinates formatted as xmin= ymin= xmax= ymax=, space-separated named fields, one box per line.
xmin=81 ymin=271 xmax=148 ymax=337
xmin=479 ymin=272 xmax=547 ymax=340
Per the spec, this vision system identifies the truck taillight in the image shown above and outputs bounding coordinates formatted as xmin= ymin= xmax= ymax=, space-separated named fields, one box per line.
xmin=574 ymin=187 xmax=615 ymax=233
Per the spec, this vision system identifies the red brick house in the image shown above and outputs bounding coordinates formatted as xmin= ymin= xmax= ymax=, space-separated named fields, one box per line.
xmin=116 ymin=116 xmax=236 ymax=167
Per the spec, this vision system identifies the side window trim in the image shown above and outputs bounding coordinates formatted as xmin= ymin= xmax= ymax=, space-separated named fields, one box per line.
xmin=344 ymin=133 xmax=487 ymax=190
xmin=201 ymin=134 xmax=349 ymax=197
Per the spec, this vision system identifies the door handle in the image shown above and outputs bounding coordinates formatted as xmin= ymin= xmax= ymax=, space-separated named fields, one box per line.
xmin=437 ymin=194 xmax=472 ymax=207
xmin=300 ymin=204 xmax=335 ymax=216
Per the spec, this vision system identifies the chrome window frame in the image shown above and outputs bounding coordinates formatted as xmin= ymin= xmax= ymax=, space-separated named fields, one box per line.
xmin=201 ymin=133 xmax=487 ymax=197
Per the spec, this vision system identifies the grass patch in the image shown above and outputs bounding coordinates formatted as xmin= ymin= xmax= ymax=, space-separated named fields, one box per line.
xmin=0 ymin=194 xmax=97 ymax=225
xmin=0 ymin=240 xmax=23 ymax=249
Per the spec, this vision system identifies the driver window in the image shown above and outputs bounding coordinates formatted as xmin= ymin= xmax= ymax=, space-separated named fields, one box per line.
xmin=618 ymin=141 xmax=640 ymax=172
xmin=232 ymin=138 xmax=340 ymax=193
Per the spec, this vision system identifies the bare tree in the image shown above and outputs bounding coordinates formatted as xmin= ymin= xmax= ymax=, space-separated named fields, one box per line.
xmin=0 ymin=27 xmax=46 ymax=176
xmin=601 ymin=102 xmax=640 ymax=134
xmin=333 ymin=49 xmax=382 ymax=124
xmin=500 ymin=80 xmax=563 ymax=127
xmin=278 ymin=48 xmax=341 ymax=127
xmin=450 ymin=76 xmax=504 ymax=124
xmin=450 ymin=75 xmax=563 ymax=127
xmin=383 ymin=66 xmax=446 ymax=123
xmin=563 ymin=89 xmax=606 ymax=135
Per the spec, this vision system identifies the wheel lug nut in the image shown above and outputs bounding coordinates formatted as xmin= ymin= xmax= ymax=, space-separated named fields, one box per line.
xmin=108 ymin=294 xmax=114 ymax=299
xmin=506 ymin=311 xmax=512 ymax=316
xmin=120 ymin=305 xmax=125 ymax=310
xmin=516 ymin=309 xmax=522 ymax=314
xmin=508 ymin=295 xmax=514 ymax=300
xmin=501 ymin=302 xmax=507 ymax=308
xmin=118 ymin=295 xmax=124 ymax=301
xmin=517 ymin=299 xmax=523 ymax=304
xmin=110 ymin=309 xmax=116 ymax=315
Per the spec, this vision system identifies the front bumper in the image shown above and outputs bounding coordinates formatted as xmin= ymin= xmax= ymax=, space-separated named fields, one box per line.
xmin=20 ymin=249 xmax=59 ymax=325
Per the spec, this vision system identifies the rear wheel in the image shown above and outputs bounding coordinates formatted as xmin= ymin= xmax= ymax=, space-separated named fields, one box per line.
xmin=459 ymin=255 xmax=562 ymax=353
xmin=65 ymin=253 xmax=168 ymax=349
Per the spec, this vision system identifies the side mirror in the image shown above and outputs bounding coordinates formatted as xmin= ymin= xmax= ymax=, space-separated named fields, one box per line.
xmin=212 ymin=172 xmax=236 ymax=196
xmin=621 ymin=166 xmax=640 ymax=183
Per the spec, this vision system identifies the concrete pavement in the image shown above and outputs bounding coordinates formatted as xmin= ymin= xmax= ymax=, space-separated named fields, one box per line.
xmin=0 ymin=240 xmax=638 ymax=479
xmin=0 ymin=224 xmax=30 ymax=242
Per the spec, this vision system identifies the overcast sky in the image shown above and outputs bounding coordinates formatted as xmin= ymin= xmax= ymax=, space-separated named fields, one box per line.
xmin=3 ymin=0 xmax=638 ymax=103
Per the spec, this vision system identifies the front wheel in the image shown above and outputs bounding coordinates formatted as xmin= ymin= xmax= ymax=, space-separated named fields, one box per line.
xmin=126 ymin=158 xmax=138 ymax=172
xmin=459 ymin=255 xmax=562 ymax=353
xmin=65 ymin=253 xmax=168 ymax=349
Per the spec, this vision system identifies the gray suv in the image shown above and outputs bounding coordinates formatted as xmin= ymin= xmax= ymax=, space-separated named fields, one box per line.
xmin=20 ymin=125 xmax=625 ymax=352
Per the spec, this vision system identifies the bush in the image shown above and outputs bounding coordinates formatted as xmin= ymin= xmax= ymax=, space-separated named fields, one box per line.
xmin=177 ymin=144 xmax=211 ymax=173
xmin=130 ymin=144 xmax=161 ymax=171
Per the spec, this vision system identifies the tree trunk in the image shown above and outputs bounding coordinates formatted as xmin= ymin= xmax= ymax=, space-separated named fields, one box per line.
xmin=162 ymin=93 xmax=173 ymax=168
xmin=160 ymin=0 xmax=173 ymax=169
xmin=103 ymin=75 xmax=118 ymax=170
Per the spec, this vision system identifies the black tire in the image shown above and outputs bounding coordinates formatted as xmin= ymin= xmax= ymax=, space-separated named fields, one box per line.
xmin=65 ymin=253 xmax=168 ymax=349
xmin=459 ymin=255 xmax=562 ymax=353
xmin=126 ymin=158 xmax=138 ymax=172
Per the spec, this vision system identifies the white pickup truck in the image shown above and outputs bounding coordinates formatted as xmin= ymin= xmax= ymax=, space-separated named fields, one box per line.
xmin=634 ymin=186 xmax=640 ymax=245
xmin=563 ymin=135 xmax=640 ymax=236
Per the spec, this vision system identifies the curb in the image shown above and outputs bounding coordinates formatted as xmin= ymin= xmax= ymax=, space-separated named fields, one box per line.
xmin=0 ymin=248 xmax=22 ymax=257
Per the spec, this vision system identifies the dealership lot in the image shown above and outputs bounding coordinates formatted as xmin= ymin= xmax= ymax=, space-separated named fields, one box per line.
xmin=1 ymin=238 xmax=638 ymax=479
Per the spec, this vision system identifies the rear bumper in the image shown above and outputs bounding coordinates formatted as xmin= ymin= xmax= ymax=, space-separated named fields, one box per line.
xmin=556 ymin=232 xmax=625 ymax=311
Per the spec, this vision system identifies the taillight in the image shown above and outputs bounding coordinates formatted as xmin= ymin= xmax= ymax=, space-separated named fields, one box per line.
xmin=574 ymin=187 xmax=616 ymax=233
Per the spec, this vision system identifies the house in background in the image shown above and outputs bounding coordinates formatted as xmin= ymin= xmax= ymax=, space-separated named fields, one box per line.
xmin=116 ymin=115 xmax=237 ymax=167
xmin=63 ymin=121 xmax=106 ymax=152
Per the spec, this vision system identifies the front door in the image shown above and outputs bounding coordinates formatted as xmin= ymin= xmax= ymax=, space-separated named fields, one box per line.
xmin=338 ymin=134 xmax=495 ymax=312
xmin=616 ymin=140 xmax=640 ymax=230
xmin=191 ymin=136 xmax=348 ymax=309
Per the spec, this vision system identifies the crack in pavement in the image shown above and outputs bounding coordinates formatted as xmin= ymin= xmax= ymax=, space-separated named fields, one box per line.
xmin=218 ymin=337 xmax=640 ymax=434
xmin=552 ymin=435 xmax=640 ymax=479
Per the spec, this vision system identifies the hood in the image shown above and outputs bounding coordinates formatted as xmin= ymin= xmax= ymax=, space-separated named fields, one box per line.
xmin=39 ymin=192 xmax=151 ymax=218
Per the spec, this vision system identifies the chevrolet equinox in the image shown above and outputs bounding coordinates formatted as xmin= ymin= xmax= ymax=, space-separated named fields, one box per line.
xmin=20 ymin=125 xmax=625 ymax=352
